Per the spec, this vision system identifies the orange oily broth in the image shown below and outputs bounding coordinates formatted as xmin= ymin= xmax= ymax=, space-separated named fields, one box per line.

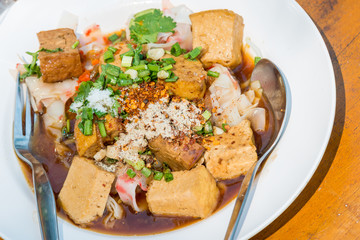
xmin=18 ymin=50 xmax=274 ymax=235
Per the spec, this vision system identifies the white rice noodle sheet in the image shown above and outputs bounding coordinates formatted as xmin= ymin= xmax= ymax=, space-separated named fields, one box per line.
xmin=208 ymin=64 xmax=266 ymax=132
xmin=115 ymin=166 xmax=148 ymax=212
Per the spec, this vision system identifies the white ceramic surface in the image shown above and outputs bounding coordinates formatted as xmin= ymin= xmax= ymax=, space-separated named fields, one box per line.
xmin=0 ymin=0 xmax=335 ymax=239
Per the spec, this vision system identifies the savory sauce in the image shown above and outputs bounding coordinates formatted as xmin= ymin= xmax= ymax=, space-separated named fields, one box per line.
xmin=19 ymin=50 xmax=275 ymax=235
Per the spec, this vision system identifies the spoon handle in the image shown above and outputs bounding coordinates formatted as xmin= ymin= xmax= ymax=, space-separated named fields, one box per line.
xmin=224 ymin=153 xmax=267 ymax=240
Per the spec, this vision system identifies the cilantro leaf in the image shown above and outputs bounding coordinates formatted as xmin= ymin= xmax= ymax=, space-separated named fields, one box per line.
xmin=129 ymin=9 xmax=176 ymax=44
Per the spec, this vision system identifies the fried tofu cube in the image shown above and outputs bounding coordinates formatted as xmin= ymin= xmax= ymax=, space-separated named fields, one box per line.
xmin=58 ymin=156 xmax=115 ymax=224
xmin=103 ymin=114 xmax=122 ymax=143
xmin=162 ymin=54 xmax=207 ymax=100
xmin=74 ymin=119 xmax=104 ymax=158
xmin=190 ymin=10 xmax=244 ymax=69
xmin=37 ymin=28 xmax=83 ymax=82
xmin=147 ymin=165 xmax=219 ymax=218
xmin=204 ymin=120 xmax=257 ymax=180
xmin=148 ymin=136 xmax=205 ymax=171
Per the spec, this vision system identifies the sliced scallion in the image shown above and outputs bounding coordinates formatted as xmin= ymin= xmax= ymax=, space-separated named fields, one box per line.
xmin=165 ymin=76 xmax=179 ymax=82
xmin=184 ymin=46 xmax=202 ymax=60
xmin=153 ymin=171 xmax=164 ymax=181
xmin=127 ymin=168 xmax=136 ymax=178
xmin=202 ymin=110 xmax=211 ymax=120
xmin=207 ymin=70 xmax=220 ymax=78
xmin=97 ymin=121 xmax=107 ymax=137
xmin=164 ymin=172 xmax=174 ymax=182
xmin=71 ymin=40 xmax=79 ymax=49
xmin=103 ymin=51 xmax=115 ymax=63
xmin=108 ymin=33 xmax=119 ymax=43
xmin=141 ymin=167 xmax=152 ymax=178
xmin=121 ymin=56 xmax=133 ymax=67
xmin=84 ymin=119 xmax=93 ymax=136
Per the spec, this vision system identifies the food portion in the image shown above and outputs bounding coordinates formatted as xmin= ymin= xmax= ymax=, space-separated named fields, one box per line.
xmin=17 ymin=1 xmax=271 ymax=235
xmin=37 ymin=28 xmax=83 ymax=82
xmin=147 ymin=165 xmax=219 ymax=218
xmin=58 ymin=156 xmax=115 ymax=225
xmin=190 ymin=10 xmax=244 ymax=69
xmin=204 ymin=120 xmax=257 ymax=180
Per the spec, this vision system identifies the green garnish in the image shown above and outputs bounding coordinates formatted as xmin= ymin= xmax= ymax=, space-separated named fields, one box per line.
xmin=165 ymin=76 xmax=178 ymax=82
xmin=141 ymin=167 xmax=152 ymax=178
xmin=121 ymin=56 xmax=133 ymax=67
xmin=71 ymin=41 xmax=79 ymax=49
xmin=106 ymin=158 xmax=118 ymax=164
xmin=38 ymin=47 xmax=63 ymax=53
xmin=139 ymin=149 xmax=152 ymax=155
xmin=108 ymin=33 xmax=119 ymax=43
xmin=108 ymin=46 xmax=117 ymax=53
xmin=164 ymin=172 xmax=174 ymax=182
xmin=162 ymin=58 xmax=176 ymax=64
xmin=153 ymin=171 xmax=164 ymax=181
xmin=103 ymin=50 xmax=115 ymax=63
xmin=148 ymin=64 xmax=160 ymax=72
xmin=120 ymin=111 xmax=128 ymax=119
xmin=125 ymin=159 xmax=145 ymax=171
xmin=83 ymin=119 xmax=93 ymax=136
xmin=204 ymin=121 xmax=213 ymax=134
xmin=97 ymin=121 xmax=107 ymax=137
xmin=105 ymin=63 xmax=121 ymax=77
xmin=162 ymin=64 xmax=173 ymax=71
xmin=129 ymin=9 xmax=176 ymax=44
xmin=222 ymin=123 xmax=229 ymax=132
xmin=202 ymin=110 xmax=211 ymax=121
xmin=207 ymin=70 xmax=220 ymax=78
xmin=184 ymin=46 xmax=202 ymax=60
xmin=127 ymin=168 xmax=136 ymax=178
xmin=254 ymin=56 xmax=261 ymax=65
xmin=170 ymin=42 xmax=184 ymax=57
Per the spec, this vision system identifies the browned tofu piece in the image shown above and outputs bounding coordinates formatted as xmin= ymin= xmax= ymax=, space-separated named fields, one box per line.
xmin=37 ymin=28 xmax=83 ymax=82
xmin=162 ymin=54 xmax=207 ymax=100
xmin=204 ymin=120 xmax=257 ymax=180
xmin=149 ymin=136 xmax=205 ymax=171
xmin=58 ymin=156 xmax=115 ymax=224
xmin=99 ymin=42 xmax=130 ymax=73
xmin=147 ymin=165 xmax=219 ymax=218
xmin=190 ymin=10 xmax=244 ymax=69
xmin=103 ymin=114 xmax=123 ymax=143
xmin=74 ymin=119 xmax=104 ymax=158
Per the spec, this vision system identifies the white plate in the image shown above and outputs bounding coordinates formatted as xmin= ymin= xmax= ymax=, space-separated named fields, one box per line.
xmin=0 ymin=0 xmax=335 ymax=239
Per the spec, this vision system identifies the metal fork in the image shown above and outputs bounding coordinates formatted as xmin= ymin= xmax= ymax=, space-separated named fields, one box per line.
xmin=13 ymin=73 xmax=60 ymax=240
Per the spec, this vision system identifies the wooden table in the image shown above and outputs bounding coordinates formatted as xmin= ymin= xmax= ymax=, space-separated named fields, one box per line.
xmin=252 ymin=0 xmax=360 ymax=239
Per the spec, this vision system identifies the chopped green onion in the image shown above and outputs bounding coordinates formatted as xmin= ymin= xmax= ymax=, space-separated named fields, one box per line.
xmin=127 ymin=168 xmax=136 ymax=178
xmin=157 ymin=70 xmax=169 ymax=79
xmin=143 ymin=76 xmax=151 ymax=82
xmin=108 ymin=46 xmax=117 ymax=53
xmin=162 ymin=58 xmax=176 ymax=64
xmin=207 ymin=70 xmax=220 ymax=78
xmin=141 ymin=167 xmax=152 ymax=178
xmin=202 ymin=110 xmax=212 ymax=120
xmin=153 ymin=171 xmax=164 ymax=181
xmin=138 ymin=69 xmax=150 ymax=78
xmin=193 ymin=125 xmax=203 ymax=132
xmin=107 ymin=75 xmax=118 ymax=85
xmin=120 ymin=50 xmax=134 ymax=58
xmin=165 ymin=76 xmax=179 ymax=82
xmin=84 ymin=119 xmax=93 ymax=136
xmin=118 ymin=79 xmax=133 ymax=87
xmin=98 ymin=121 xmax=107 ymax=137
xmin=38 ymin=47 xmax=63 ymax=53
xmin=204 ymin=121 xmax=213 ymax=134
xmin=71 ymin=40 xmax=79 ymax=49
xmin=254 ymin=56 xmax=261 ymax=65
xmin=139 ymin=149 xmax=152 ymax=155
xmin=162 ymin=64 xmax=173 ymax=71
xmin=170 ymin=42 xmax=183 ymax=57
xmin=148 ymin=64 xmax=160 ymax=72
xmin=184 ymin=46 xmax=202 ymax=60
xmin=125 ymin=159 xmax=145 ymax=171
xmin=119 ymin=73 xmax=130 ymax=79
xmin=222 ymin=123 xmax=229 ymax=132
xmin=108 ymin=33 xmax=119 ymax=43
xmin=164 ymin=172 xmax=174 ymax=182
xmin=134 ymin=78 xmax=144 ymax=84
xmin=105 ymin=63 xmax=121 ymax=76
xmin=103 ymin=50 xmax=115 ymax=63
xmin=121 ymin=56 xmax=133 ymax=67
xmin=129 ymin=64 xmax=147 ymax=71
xmin=106 ymin=158 xmax=118 ymax=164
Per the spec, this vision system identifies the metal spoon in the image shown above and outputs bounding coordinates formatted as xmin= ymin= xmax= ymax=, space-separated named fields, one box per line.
xmin=224 ymin=58 xmax=292 ymax=240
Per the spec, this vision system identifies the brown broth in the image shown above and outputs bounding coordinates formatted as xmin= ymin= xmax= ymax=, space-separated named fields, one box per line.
xmin=18 ymin=50 xmax=274 ymax=236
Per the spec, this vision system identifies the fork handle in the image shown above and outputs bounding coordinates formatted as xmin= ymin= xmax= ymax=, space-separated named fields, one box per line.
xmin=22 ymin=153 xmax=60 ymax=240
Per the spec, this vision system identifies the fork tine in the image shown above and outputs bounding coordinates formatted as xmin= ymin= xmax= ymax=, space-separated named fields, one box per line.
xmin=25 ymin=85 xmax=32 ymax=138
xmin=14 ymin=73 xmax=24 ymax=138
